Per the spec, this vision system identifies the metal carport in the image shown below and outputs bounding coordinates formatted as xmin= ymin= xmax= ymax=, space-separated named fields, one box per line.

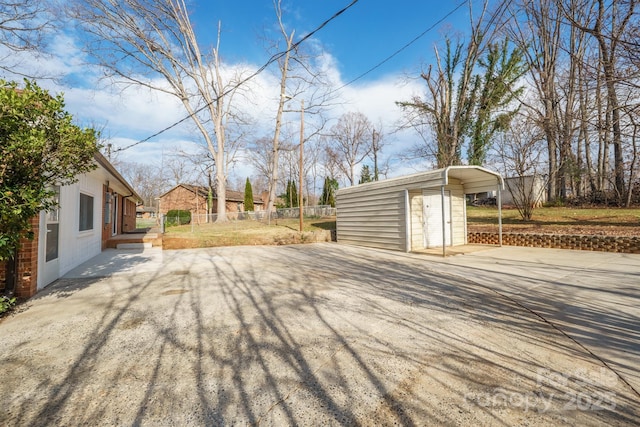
xmin=336 ymin=166 xmax=504 ymax=256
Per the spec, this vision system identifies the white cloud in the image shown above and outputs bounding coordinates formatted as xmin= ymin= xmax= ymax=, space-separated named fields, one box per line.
xmin=0 ymin=33 xmax=90 ymax=83
xmin=3 ymin=28 xmax=434 ymax=188
xmin=63 ymin=83 xmax=189 ymax=139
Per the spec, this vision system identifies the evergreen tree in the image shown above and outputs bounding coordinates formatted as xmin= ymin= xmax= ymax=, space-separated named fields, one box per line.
xmin=243 ymin=178 xmax=254 ymax=211
xmin=359 ymin=165 xmax=373 ymax=184
xmin=320 ymin=177 xmax=338 ymax=207
xmin=284 ymin=180 xmax=298 ymax=208
xmin=467 ymin=40 xmax=527 ymax=166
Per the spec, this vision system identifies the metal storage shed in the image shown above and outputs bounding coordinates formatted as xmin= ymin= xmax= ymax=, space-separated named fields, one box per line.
xmin=336 ymin=166 xmax=504 ymax=256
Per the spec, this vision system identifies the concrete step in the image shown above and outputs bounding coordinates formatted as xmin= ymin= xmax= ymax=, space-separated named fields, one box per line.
xmin=116 ymin=242 xmax=153 ymax=250
xmin=106 ymin=232 xmax=163 ymax=249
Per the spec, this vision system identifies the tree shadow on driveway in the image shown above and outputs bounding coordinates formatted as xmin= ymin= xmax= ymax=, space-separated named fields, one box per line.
xmin=1 ymin=244 xmax=638 ymax=425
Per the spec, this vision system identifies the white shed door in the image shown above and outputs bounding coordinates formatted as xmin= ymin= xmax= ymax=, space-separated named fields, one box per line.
xmin=423 ymin=189 xmax=451 ymax=248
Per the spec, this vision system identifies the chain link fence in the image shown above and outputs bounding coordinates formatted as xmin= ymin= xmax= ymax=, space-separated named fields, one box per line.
xmin=160 ymin=205 xmax=336 ymax=232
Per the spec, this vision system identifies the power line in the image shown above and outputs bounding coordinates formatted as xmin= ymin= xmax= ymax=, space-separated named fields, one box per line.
xmin=335 ymin=0 xmax=468 ymax=91
xmin=115 ymin=0 xmax=359 ymax=153
xmin=117 ymin=0 xmax=470 ymax=152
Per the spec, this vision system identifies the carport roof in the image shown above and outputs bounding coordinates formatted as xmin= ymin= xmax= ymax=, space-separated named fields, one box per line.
xmin=337 ymin=165 xmax=503 ymax=195
xmin=444 ymin=166 xmax=503 ymax=186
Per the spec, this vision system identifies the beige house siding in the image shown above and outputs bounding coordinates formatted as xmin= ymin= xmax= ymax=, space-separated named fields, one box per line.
xmin=409 ymin=190 xmax=423 ymax=251
xmin=448 ymin=182 xmax=466 ymax=246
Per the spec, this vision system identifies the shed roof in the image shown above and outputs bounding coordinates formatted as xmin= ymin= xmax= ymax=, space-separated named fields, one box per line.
xmin=337 ymin=166 xmax=503 ymax=196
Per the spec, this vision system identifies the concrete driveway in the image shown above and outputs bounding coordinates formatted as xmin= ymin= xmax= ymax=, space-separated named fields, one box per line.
xmin=1 ymin=244 xmax=639 ymax=426
xmin=432 ymin=246 xmax=640 ymax=397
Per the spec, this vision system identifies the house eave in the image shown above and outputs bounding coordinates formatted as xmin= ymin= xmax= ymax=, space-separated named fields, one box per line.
xmin=94 ymin=151 xmax=143 ymax=202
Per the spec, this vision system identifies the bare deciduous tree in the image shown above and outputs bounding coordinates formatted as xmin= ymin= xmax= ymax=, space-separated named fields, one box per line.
xmin=71 ymin=0 xmax=252 ymax=221
xmin=507 ymin=0 xmax=563 ymax=199
xmin=263 ymin=0 xmax=334 ymax=215
xmin=0 ymin=0 xmax=50 ymax=50
xmin=561 ymin=0 xmax=637 ymax=203
xmin=0 ymin=0 xmax=54 ymax=76
xmin=397 ymin=1 xmax=517 ymax=168
xmin=248 ymin=135 xmax=288 ymax=199
xmin=116 ymin=161 xmax=167 ymax=207
xmin=397 ymin=32 xmax=482 ymax=167
xmin=328 ymin=112 xmax=373 ymax=186
xmin=370 ymin=123 xmax=387 ymax=181
xmin=493 ymin=115 xmax=548 ymax=220
xmin=507 ymin=0 xmax=639 ymax=205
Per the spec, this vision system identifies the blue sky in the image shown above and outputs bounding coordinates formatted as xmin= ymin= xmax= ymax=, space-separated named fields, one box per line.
xmin=194 ymin=0 xmax=468 ymax=82
xmin=2 ymin=0 xmax=475 ymax=188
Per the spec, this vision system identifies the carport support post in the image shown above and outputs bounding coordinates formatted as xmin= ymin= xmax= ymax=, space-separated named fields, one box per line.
xmin=497 ymin=182 xmax=503 ymax=246
xmin=441 ymin=185 xmax=446 ymax=257
xmin=404 ymin=189 xmax=411 ymax=252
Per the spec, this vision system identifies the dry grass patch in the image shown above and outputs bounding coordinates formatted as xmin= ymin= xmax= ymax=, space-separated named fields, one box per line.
xmin=163 ymin=217 xmax=336 ymax=249
xmin=468 ymin=206 xmax=640 ymax=237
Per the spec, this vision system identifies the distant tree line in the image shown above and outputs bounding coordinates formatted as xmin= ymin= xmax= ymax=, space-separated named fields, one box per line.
xmin=3 ymin=0 xmax=639 ymax=233
xmin=398 ymin=0 xmax=640 ymax=207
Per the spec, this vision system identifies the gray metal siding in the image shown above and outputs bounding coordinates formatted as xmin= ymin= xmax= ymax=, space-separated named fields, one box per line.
xmin=336 ymin=172 xmax=445 ymax=252
xmin=337 ymin=189 xmax=406 ymax=251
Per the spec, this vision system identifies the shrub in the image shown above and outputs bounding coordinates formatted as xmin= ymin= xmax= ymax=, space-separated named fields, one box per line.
xmin=166 ymin=209 xmax=191 ymax=226
xmin=0 ymin=295 xmax=16 ymax=315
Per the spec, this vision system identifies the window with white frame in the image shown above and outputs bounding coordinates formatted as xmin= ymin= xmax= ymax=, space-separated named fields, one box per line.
xmin=79 ymin=193 xmax=94 ymax=231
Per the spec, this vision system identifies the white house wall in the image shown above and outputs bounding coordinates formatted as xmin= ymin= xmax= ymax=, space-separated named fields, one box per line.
xmin=61 ymin=171 xmax=103 ymax=276
xmin=502 ymin=176 xmax=547 ymax=207
xmin=38 ymin=169 xmax=104 ymax=289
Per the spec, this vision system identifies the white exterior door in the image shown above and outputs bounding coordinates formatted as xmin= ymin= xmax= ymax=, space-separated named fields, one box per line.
xmin=112 ymin=192 xmax=118 ymax=236
xmin=41 ymin=186 xmax=60 ymax=288
xmin=422 ymin=189 xmax=451 ymax=248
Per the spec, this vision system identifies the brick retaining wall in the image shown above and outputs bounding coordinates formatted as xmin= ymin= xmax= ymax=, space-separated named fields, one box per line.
xmin=468 ymin=232 xmax=640 ymax=254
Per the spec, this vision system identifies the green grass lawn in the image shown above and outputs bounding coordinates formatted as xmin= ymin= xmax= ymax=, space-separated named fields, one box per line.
xmin=135 ymin=218 xmax=158 ymax=229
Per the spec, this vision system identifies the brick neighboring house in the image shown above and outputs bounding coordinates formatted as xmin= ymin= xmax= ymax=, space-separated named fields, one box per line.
xmin=0 ymin=152 xmax=141 ymax=299
xmin=159 ymin=184 xmax=264 ymax=218
xmin=136 ymin=205 xmax=157 ymax=219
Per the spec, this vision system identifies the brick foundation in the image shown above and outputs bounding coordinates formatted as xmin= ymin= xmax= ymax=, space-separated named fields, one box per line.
xmin=468 ymin=232 xmax=640 ymax=254
xmin=0 ymin=216 xmax=40 ymax=298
